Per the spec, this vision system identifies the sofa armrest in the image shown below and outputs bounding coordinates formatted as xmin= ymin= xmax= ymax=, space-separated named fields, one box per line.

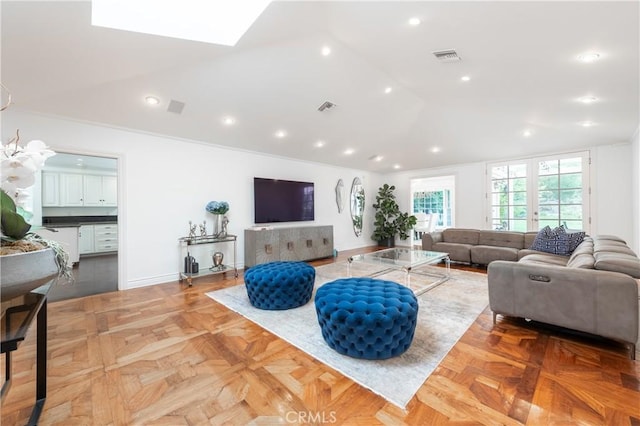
xmin=422 ymin=231 xmax=443 ymax=251
xmin=488 ymin=261 xmax=639 ymax=346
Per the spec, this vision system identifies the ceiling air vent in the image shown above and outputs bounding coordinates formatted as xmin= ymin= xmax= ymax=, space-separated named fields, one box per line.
xmin=432 ymin=49 xmax=461 ymax=62
xmin=167 ymin=99 xmax=185 ymax=114
xmin=318 ymin=101 xmax=336 ymax=112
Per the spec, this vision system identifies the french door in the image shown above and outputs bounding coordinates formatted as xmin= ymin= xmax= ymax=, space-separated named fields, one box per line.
xmin=487 ymin=151 xmax=590 ymax=232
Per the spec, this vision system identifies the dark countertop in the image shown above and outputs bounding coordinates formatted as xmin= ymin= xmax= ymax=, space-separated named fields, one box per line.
xmin=42 ymin=216 xmax=117 ymax=227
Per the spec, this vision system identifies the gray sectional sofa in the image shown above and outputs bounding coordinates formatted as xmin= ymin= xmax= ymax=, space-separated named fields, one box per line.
xmin=488 ymin=235 xmax=640 ymax=359
xmin=423 ymin=228 xmax=640 ymax=358
xmin=421 ymin=228 xmax=543 ymax=265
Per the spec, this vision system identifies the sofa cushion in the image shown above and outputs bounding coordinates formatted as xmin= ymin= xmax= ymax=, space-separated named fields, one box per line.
xmin=442 ymin=229 xmax=479 ymax=245
xmin=524 ymin=232 xmax=539 ymax=249
xmin=566 ymin=253 xmax=595 ymax=269
xmin=519 ymin=253 xmax=569 ymax=267
xmin=432 ymin=242 xmax=473 ymax=263
xmin=593 ymin=252 xmax=640 ymax=279
xmin=518 ymin=248 xmax=542 ymax=260
xmin=478 ymin=231 xmax=524 ymax=249
xmin=530 ymin=226 xmax=584 ymax=256
xmin=470 ymin=245 xmax=518 ymax=264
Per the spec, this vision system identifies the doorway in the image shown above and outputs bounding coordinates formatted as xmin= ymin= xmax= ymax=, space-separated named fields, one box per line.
xmin=39 ymin=152 xmax=120 ymax=301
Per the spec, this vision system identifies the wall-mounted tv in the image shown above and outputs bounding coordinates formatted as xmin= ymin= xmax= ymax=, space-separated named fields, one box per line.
xmin=254 ymin=177 xmax=315 ymax=223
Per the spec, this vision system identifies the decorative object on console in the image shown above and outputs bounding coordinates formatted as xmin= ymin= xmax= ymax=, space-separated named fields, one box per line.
xmin=188 ymin=220 xmax=197 ymax=239
xmin=205 ymin=200 xmax=229 ymax=238
xmin=335 ymin=179 xmax=344 ymax=213
xmin=212 ymin=251 xmax=224 ymax=269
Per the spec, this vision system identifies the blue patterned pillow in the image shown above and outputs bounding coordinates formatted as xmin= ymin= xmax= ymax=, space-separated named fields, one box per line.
xmin=560 ymin=227 xmax=586 ymax=252
xmin=530 ymin=226 xmax=585 ymax=255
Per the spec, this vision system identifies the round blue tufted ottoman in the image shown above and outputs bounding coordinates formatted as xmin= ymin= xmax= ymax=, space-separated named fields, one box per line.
xmin=244 ymin=261 xmax=315 ymax=310
xmin=314 ymin=278 xmax=419 ymax=360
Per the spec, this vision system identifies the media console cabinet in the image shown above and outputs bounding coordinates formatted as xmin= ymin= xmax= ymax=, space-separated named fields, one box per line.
xmin=244 ymin=225 xmax=334 ymax=268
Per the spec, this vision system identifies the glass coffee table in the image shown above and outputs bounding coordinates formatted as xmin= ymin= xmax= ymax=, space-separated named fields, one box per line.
xmin=348 ymin=248 xmax=450 ymax=295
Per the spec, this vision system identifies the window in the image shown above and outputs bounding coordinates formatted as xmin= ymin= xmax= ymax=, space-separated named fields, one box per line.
xmin=487 ymin=151 xmax=590 ymax=232
xmin=411 ymin=175 xmax=455 ymax=229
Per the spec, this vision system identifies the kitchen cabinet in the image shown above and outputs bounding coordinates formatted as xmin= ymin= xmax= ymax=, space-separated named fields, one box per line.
xmin=37 ymin=226 xmax=80 ymax=264
xmin=79 ymin=224 xmax=117 ymax=254
xmin=79 ymin=225 xmax=95 ymax=254
xmin=83 ymin=175 xmax=117 ymax=207
xmin=42 ymin=172 xmax=117 ymax=207
xmin=59 ymin=173 xmax=84 ymax=206
xmin=94 ymin=224 xmax=118 ymax=252
xmin=41 ymin=172 xmax=60 ymax=206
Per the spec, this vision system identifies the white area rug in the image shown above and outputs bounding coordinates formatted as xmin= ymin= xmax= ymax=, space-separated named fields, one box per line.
xmin=206 ymin=262 xmax=489 ymax=408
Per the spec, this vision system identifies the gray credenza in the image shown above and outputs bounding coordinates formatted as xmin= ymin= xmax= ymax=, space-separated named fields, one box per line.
xmin=244 ymin=225 xmax=334 ymax=268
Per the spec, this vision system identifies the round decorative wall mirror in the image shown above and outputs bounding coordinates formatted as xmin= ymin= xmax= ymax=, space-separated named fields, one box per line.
xmin=350 ymin=177 xmax=365 ymax=237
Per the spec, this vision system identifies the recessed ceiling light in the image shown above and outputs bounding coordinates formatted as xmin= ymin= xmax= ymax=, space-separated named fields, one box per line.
xmin=408 ymin=17 xmax=421 ymax=26
xmin=275 ymin=130 xmax=287 ymax=138
xmin=343 ymin=148 xmax=355 ymax=155
xmin=321 ymin=45 xmax=331 ymax=56
xmin=145 ymin=96 xmax=160 ymax=105
xmin=581 ymin=121 xmax=596 ymax=127
xmin=461 ymin=75 xmax=471 ymax=82
xmin=523 ymin=129 xmax=533 ymax=137
xmin=578 ymin=52 xmax=600 ymax=63
xmin=393 ymin=164 xmax=401 ymax=170
xmin=222 ymin=116 xmax=236 ymax=126
xmin=369 ymin=155 xmax=383 ymax=162
xmin=579 ymin=96 xmax=598 ymax=104
xmin=431 ymin=147 xmax=441 ymax=153
xmin=314 ymin=140 xmax=325 ymax=148
xmin=384 ymin=87 xmax=393 ymax=94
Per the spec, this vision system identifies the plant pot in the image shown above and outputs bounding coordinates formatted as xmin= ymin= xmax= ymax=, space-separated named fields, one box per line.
xmin=377 ymin=237 xmax=395 ymax=248
xmin=0 ymin=248 xmax=59 ymax=302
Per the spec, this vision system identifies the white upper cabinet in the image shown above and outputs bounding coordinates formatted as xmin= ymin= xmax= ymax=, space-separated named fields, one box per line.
xmin=42 ymin=172 xmax=117 ymax=207
xmin=60 ymin=173 xmax=84 ymax=206
xmin=83 ymin=175 xmax=117 ymax=206
xmin=41 ymin=171 xmax=60 ymax=206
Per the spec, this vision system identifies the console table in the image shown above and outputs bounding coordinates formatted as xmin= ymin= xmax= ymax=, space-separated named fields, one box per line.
xmin=244 ymin=225 xmax=334 ymax=268
xmin=178 ymin=234 xmax=238 ymax=286
xmin=1 ymin=282 xmax=52 ymax=426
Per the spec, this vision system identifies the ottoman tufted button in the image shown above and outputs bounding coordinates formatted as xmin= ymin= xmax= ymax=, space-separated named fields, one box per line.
xmin=244 ymin=261 xmax=315 ymax=310
xmin=314 ymin=278 xmax=418 ymax=360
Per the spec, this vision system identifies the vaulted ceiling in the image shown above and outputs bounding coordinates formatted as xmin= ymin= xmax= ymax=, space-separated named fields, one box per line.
xmin=2 ymin=1 xmax=638 ymax=172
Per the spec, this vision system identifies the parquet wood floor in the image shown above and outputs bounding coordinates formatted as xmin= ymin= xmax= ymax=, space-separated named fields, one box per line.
xmin=2 ymin=247 xmax=639 ymax=425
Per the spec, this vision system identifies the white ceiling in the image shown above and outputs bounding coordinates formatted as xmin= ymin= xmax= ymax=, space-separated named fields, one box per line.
xmin=2 ymin=1 xmax=638 ymax=172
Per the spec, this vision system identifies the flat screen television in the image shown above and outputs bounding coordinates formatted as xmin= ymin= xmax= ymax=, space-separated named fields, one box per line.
xmin=254 ymin=177 xmax=315 ymax=223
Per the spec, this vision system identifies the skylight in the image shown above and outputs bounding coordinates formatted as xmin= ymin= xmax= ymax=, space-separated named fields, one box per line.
xmin=91 ymin=0 xmax=271 ymax=46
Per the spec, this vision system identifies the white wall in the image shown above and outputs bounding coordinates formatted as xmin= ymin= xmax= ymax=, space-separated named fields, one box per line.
xmin=632 ymin=127 xmax=640 ymax=252
xmin=591 ymin=143 xmax=634 ymax=242
xmin=5 ymin=110 xmax=636 ymax=289
xmin=383 ymin=146 xmax=634 ymax=243
xmin=380 ymin=161 xmax=487 ymax=237
xmin=4 ymin=111 xmax=377 ymax=289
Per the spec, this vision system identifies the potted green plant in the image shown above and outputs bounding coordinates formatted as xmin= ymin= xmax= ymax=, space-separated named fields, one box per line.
xmin=371 ymin=184 xmax=417 ymax=247
xmin=1 ymin=130 xmax=71 ymax=301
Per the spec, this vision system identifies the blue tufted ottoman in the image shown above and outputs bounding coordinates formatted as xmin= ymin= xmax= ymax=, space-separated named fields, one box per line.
xmin=314 ymin=278 xmax=419 ymax=360
xmin=244 ymin=261 xmax=315 ymax=310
